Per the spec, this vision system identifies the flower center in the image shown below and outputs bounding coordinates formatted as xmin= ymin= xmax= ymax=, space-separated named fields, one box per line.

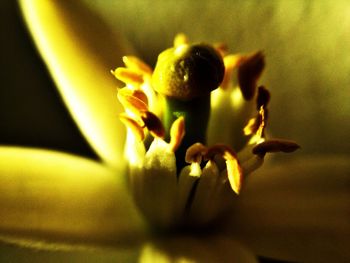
xmin=112 ymin=34 xmax=299 ymax=230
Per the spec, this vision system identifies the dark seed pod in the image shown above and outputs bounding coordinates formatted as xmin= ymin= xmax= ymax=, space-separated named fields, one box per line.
xmin=152 ymin=44 xmax=225 ymax=101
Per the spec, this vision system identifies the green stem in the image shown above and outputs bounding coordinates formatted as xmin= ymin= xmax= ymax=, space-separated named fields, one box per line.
xmin=163 ymin=95 xmax=211 ymax=170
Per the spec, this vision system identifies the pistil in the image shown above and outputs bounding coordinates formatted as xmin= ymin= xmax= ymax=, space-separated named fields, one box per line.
xmin=151 ymin=43 xmax=225 ymax=169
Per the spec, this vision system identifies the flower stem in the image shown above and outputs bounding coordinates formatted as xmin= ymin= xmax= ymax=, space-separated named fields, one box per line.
xmin=163 ymin=95 xmax=211 ymax=170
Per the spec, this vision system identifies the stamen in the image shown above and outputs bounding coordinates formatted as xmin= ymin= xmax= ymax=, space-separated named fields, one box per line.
xmin=241 ymin=154 xmax=264 ymax=175
xmin=237 ymin=144 xmax=264 ymax=175
xmin=256 ymin=106 xmax=266 ymax=139
xmin=190 ymin=162 xmax=202 ymax=177
xmin=122 ymin=56 xmax=153 ymax=75
xmin=176 ymin=165 xmax=199 ymax=222
xmin=238 ymin=51 xmax=265 ymax=100
xmin=256 ymin=86 xmax=270 ymax=110
xmin=244 ymin=104 xmax=268 ymax=144
xmin=225 ymin=158 xmax=243 ymax=194
xmin=253 ymin=139 xmax=300 ymax=156
xmin=112 ymin=67 xmax=144 ymax=86
xmin=141 ymin=111 xmax=165 ymax=139
xmin=188 ymin=161 xmax=231 ymax=225
xmin=119 ymin=113 xmax=145 ymax=141
xmin=169 ymin=116 xmax=186 ymax=152
xmin=174 ymin=33 xmax=189 ymax=47
xmin=132 ymin=89 xmax=149 ymax=106
xmin=185 ymin=143 xmax=207 ymax=163
xmin=140 ymin=138 xmax=178 ymax=228
xmin=205 ymin=145 xmax=243 ymax=194
xmin=213 ymin=42 xmax=228 ymax=57
xmin=117 ymin=87 xmax=148 ymax=115
xmin=220 ymin=54 xmax=244 ymax=90
xmin=243 ymin=117 xmax=258 ymax=136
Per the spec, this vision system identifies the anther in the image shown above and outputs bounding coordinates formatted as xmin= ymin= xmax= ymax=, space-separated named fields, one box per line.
xmin=117 ymin=87 xmax=148 ymax=115
xmin=119 ymin=113 xmax=145 ymax=141
xmin=122 ymin=56 xmax=153 ymax=75
xmin=253 ymin=139 xmax=300 ymax=156
xmin=131 ymin=89 xmax=149 ymax=106
xmin=185 ymin=143 xmax=208 ymax=164
xmin=169 ymin=116 xmax=186 ymax=152
xmin=244 ymin=104 xmax=268 ymax=143
xmin=141 ymin=111 xmax=165 ymax=139
xmin=221 ymin=54 xmax=244 ymax=90
xmin=256 ymin=106 xmax=267 ymax=139
xmin=213 ymin=42 xmax=229 ymax=57
xmin=256 ymin=86 xmax=270 ymax=110
xmin=243 ymin=117 xmax=258 ymax=136
xmin=112 ymin=67 xmax=144 ymax=86
xmin=238 ymin=51 xmax=265 ymax=100
xmin=205 ymin=144 xmax=243 ymax=194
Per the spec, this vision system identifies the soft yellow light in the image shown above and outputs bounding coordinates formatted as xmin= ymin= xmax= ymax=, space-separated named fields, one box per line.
xmin=230 ymin=87 xmax=244 ymax=108
xmin=0 ymin=147 xmax=145 ymax=241
xmin=125 ymin=132 xmax=145 ymax=166
xmin=19 ymin=1 xmax=131 ymax=168
xmin=210 ymin=88 xmax=224 ymax=108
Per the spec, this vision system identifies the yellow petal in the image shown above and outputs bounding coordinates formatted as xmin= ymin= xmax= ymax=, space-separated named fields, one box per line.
xmin=0 ymin=147 xmax=146 ymax=244
xmin=19 ymin=0 xmax=134 ymax=167
xmin=0 ymin=234 xmax=256 ymax=263
xmin=226 ymin=155 xmax=350 ymax=262
xmin=0 ymin=239 xmax=140 ymax=262
xmin=139 ymin=235 xmax=257 ymax=263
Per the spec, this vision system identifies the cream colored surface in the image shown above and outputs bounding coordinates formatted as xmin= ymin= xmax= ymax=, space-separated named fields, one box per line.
xmin=19 ymin=0 xmax=134 ymax=167
xmin=0 ymin=147 xmax=146 ymax=242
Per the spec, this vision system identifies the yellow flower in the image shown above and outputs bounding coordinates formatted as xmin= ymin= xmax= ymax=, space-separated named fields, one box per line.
xmin=0 ymin=1 xmax=349 ymax=262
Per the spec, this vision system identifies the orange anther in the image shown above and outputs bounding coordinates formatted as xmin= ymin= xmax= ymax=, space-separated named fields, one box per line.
xmin=117 ymin=87 xmax=148 ymax=115
xmin=122 ymin=56 xmax=153 ymax=75
xmin=185 ymin=143 xmax=207 ymax=163
xmin=119 ymin=113 xmax=145 ymax=141
xmin=205 ymin=144 xmax=243 ymax=194
xmin=112 ymin=67 xmax=144 ymax=86
xmin=169 ymin=116 xmax=186 ymax=152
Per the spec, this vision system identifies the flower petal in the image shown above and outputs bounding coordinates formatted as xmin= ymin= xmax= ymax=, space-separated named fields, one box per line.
xmin=225 ymin=155 xmax=350 ymax=262
xmin=208 ymin=88 xmax=255 ymax=151
xmin=139 ymin=235 xmax=257 ymax=263
xmin=19 ymin=0 xmax=134 ymax=167
xmin=0 ymin=147 xmax=147 ymax=244
xmin=0 ymin=234 xmax=256 ymax=263
xmin=0 ymin=239 xmax=140 ymax=262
